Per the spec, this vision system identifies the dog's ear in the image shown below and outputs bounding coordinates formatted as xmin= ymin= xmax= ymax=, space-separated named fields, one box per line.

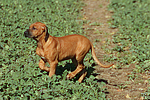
xmin=44 ymin=26 xmax=49 ymax=42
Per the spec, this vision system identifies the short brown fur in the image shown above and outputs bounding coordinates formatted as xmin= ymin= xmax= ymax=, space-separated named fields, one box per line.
xmin=24 ymin=22 xmax=113 ymax=82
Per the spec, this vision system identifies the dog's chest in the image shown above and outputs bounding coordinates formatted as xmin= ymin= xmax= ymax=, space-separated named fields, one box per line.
xmin=36 ymin=47 xmax=46 ymax=59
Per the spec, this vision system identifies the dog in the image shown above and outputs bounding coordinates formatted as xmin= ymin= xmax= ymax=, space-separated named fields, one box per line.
xmin=24 ymin=22 xmax=113 ymax=82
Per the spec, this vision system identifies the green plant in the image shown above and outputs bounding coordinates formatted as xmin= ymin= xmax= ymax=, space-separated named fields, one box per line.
xmin=117 ymin=83 xmax=127 ymax=89
xmin=99 ymin=4 xmax=103 ymax=8
xmin=108 ymin=0 xmax=150 ymax=72
xmin=0 ymin=0 xmax=107 ymax=99
xmin=141 ymin=87 xmax=150 ymax=100
xmin=89 ymin=22 xmax=102 ymax=26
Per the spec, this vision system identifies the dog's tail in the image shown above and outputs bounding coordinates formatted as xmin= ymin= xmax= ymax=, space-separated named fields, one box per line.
xmin=91 ymin=43 xmax=113 ymax=68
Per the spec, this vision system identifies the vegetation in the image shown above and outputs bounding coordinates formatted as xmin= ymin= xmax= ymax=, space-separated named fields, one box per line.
xmin=108 ymin=0 xmax=150 ymax=72
xmin=0 ymin=0 xmax=106 ymax=99
xmin=108 ymin=0 xmax=150 ymax=99
xmin=0 ymin=0 xmax=149 ymax=99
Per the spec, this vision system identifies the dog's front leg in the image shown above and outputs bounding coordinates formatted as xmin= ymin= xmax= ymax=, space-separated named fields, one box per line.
xmin=39 ymin=59 xmax=50 ymax=72
xmin=48 ymin=61 xmax=58 ymax=77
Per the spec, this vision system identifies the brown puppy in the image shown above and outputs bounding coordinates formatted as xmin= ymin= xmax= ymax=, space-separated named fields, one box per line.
xmin=24 ymin=22 xmax=113 ymax=82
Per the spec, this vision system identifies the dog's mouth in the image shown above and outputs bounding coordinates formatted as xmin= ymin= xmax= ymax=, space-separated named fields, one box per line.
xmin=24 ymin=30 xmax=33 ymax=38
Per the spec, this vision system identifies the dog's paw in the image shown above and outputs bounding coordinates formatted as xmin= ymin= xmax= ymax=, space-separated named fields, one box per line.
xmin=66 ymin=73 xmax=74 ymax=80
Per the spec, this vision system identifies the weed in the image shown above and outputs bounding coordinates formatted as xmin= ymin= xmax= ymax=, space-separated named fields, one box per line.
xmin=117 ymin=83 xmax=128 ymax=89
xmin=141 ymin=87 xmax=150 ymax=100
xmin=99 ymin=4 xmax=103 ymax=8
xmin=108 ymin=1 xmax=150 ymax=98
xmin=89 ymin=22 xmax=102 ymax=26
xmin=0 ymin=0 xmax=107 ymax=99
xmin=108 ymin=0 xmax=150 ymax=73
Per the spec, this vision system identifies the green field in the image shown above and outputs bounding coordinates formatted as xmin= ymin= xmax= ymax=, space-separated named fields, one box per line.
xmin=109 ymin=0 xmax=150 ymax=73
xmin=0 ymin=0 xmax=149 ymax=99
xmin=0 ymin=0 xmax=107 ymax=99
xmin=108 ymin=0 xmax=150 ymax=99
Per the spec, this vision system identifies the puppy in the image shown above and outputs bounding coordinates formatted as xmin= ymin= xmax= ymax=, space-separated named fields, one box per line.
xmin=24 ymin=22 xmax=113 ymax=82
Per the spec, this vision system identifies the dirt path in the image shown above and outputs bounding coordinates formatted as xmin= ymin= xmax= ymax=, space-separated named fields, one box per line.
xmin=82 ymin=0 xmax=117 ymax=64
xmin=82 ymin=0 xmax=149 ymax=100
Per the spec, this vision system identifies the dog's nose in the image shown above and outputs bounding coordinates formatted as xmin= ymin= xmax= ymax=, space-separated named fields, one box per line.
xmin=24 ymin=29 xmax=29 ymax=37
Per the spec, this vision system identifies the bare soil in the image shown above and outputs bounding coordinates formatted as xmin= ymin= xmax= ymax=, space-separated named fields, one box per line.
xmin=82 ymin=0 xmax=149 ymax=100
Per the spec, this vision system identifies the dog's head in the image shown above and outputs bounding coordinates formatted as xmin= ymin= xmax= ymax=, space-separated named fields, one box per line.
xmin=24 ymin=22 xmax=49 ymax=41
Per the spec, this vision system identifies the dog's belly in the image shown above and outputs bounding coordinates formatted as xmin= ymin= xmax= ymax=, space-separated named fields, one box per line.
xmin=58 ymin=52 xmax=75 ymax=61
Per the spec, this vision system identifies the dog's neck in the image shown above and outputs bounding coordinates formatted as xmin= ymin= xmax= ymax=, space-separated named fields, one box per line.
xmin=35 ymin=31 xmax=49 ymax=46
xmin=45 ymin=31 xmax=49 ymax=42
xmin=37 ymin=35 xmax=52 ymax=49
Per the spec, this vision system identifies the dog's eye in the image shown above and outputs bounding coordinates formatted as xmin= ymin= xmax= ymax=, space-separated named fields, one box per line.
xmin=32 ymin=27 xmax=36 ymax=30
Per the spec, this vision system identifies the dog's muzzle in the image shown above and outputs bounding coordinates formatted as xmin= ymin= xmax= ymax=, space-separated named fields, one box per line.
xmin=24 ymin=29 xmax=32 ymax=38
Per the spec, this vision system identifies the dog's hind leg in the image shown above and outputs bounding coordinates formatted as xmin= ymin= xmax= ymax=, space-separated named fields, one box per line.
xmin=67 ymin=46 xmax=89 ymax=82
xmin=39 ymin=59 xmax=50 ymax=72
xmin=66 ymin=57 xmax=85 ymax=80
xmin=78 ymin=68 xmax=87 ymax=83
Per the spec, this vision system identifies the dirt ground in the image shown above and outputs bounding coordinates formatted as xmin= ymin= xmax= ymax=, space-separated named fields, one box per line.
xmin=82 ymin=0 xmax=149 ymax=100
